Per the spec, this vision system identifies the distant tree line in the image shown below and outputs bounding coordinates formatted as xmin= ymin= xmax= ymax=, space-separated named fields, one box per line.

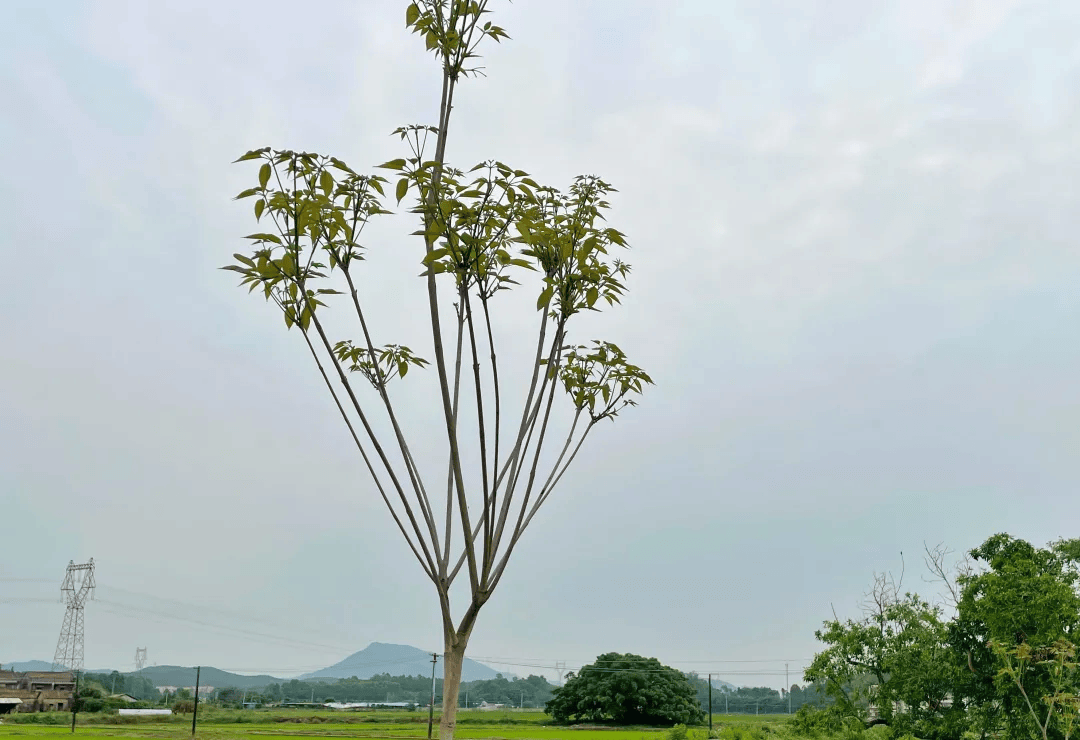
xmin=684 ymin=674 xmax=829 ymax=715
xmin=211 ymin=672 xmax=556 ymax=708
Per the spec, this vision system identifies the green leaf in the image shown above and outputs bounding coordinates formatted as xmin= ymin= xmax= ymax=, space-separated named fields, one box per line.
xmin=587 ymin=287 xmax=599 ymax=307
xmin=396 ymin=178 xmax=409 ymax=204
xmin=378 ymin=159 xmax=407 ymax=171
xmin=422 ymin=248 xmax=450 ymax=265
xmin=233 ymin=148 xmax=267 ymax=163
xmin=320 ymin=170 xmax=333 ymax=195
xmin=405 ymin=2 xmax=420 ymax=26
xmin=537 ymin=285 xmax=554 ymax=311
xmin=425 ymin=30 xmax=438 ymax=50
xmin=254 ymin=200 xmax=265 ymax=220
xmin=233 ymin=253 xmax=256 ymax=268
xmin=234 ymin=188 xmax=260 ymax=200
xmin=259 ymin=163 xmax=272 ymax=189
xmin=245 ymin=233 xmax=283 ymax=245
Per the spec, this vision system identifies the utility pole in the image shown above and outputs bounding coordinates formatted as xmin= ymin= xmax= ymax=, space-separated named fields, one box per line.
xmin=70 ymin=670 xmax=80 ymax=733
xmin=708 ymin=674 xmax=713 ymax=733
xmin=520 ymin=691 xmax=524 ymax=709
xmin=191 ymin=667 xmax=200 ymax=738
xmin=427 ymin=653 xmax=438 ymax=740
xmin=786 ymin=664 xmax=790 ymax=714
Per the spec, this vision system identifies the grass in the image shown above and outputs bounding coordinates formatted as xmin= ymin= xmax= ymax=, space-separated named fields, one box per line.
xmin=0 ymin=710 xmax=794 ymax=740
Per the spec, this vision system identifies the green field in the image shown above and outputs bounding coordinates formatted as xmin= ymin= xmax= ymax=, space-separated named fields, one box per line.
xmin=0 ymin=710 xmax=792 ymax=740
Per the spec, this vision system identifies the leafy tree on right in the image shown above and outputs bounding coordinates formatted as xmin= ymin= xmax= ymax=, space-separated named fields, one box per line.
xmin=545 ymin=653 xmax=704 ymax=726
xmin=802 ymin=533 xmax=1080 ymax=740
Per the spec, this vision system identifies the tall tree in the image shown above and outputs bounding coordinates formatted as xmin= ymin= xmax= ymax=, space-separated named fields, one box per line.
xmin=546 ymin=653 xmax=705 ymax=726
xmin=223 ymin=3 xmax=651 ymax=739
xmin=952 ymin=534 xmax=1080 ymax=740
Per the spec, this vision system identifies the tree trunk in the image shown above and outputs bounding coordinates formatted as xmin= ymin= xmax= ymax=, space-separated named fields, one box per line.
xmin=439 ymin=633 xmax=470 ymax=740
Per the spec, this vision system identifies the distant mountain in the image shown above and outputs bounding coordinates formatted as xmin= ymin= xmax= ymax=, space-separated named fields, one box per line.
xmin=4 ymin=660 xmax=63 ymax=672
xmin=301 ymin=642 xmax=503 ymax=682
xmin=710 ymin=677 xmax=737 ymax=691
xmin=133 ymin=665 xmax=285 ymax=690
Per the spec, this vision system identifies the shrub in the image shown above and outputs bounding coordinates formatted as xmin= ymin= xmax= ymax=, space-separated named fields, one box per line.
xmin=669 ymin=724 xmax=690 ymax=740
xmin=789 ymin=706 xmax=844 ymax=738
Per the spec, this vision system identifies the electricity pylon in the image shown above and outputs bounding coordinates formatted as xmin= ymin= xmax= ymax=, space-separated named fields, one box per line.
xmin=52 ymin=559 xmax=95 ymax=672
xmin=134 ymin=647 xmax=147 ymax=672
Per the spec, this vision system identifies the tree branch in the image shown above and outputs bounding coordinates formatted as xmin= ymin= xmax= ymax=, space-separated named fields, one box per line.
xmin=442 ymin=296 xmax=466 ymax=575
xmin=489 ymin=318 xmax=562 ymax=559
xmin=307 ymin=310 xmax=439 ymax=577
xmin=297 ymin=326 xmax=434 ymax=581
xmin=342 ymin=268 xmax=442 ymax=556
xmin=462 ymin=289 xmax=493 ymax=571
xmin=424 ymin=55 xmax=480 ymax=596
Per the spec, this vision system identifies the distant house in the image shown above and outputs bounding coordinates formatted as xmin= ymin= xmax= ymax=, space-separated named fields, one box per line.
xmin=478 ymin=701 xmax=507 ymax=710
xmin=0 ymin=670 xmax=75 ymax=713
xmin=325 ymin=701 xmax=413 ymax=709
xmin=109 ymin=694 xmax=138 ymax=703
xmin=157 ymin=685 xmax=214 ymax=696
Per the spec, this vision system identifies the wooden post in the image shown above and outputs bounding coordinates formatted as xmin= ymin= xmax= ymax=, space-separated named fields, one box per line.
xmin=70 ymin=670 xmax=80 ymax=734
xmin=191 ymin=667 xmax=201 ymax=737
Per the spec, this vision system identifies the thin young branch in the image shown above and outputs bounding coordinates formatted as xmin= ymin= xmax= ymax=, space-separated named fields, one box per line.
xmin=298 ymin=327 xmax=434 ymax=581
xmin=462 ymin=290 xmax=493 ymax=570
xmin=490 ymin=419 xmax=595 ymax=591
xmin=307 ymin=310 xmax=440 ymax=577
xmin=342 ymin=268 xmax=441 ymax=555
xmin=498 ymin=320 xmax=566 ymax=527
xmin=498 ymin=330 xmax=565 ymax=564
xmin=923 ymin=542 xmax=963 ymax=610
xmin=489 ymin=317 xmax=561 ymax=559
xmin=480 ymin=296 xmax=502 ymax=562
xmin=491 ymin=309 xmax=549 ymax=495
xmin=531 ymin=415 xmax=592 ymax=514
xmin=424 ymin=50 xmax=480 ymax=596
xmin=446 ymin=516 xmax=486 ymax=587
xmin=442 ymin=297 xmax=467 ymax=574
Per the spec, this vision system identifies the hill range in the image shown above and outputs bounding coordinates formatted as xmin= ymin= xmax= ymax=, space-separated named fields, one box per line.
xmin=6 ymin=642 xmax=503 ymax=688
xmin=298 ymin=642 xmax=501 ymax=682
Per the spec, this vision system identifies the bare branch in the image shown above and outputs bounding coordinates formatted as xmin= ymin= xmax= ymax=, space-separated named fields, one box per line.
xmin=922 ymin=541 xmax=968 ymax=612
xmin=489 ymin=418 xmax=595 ymax=592
xmin=297 ymin=328 xmax=434 ymax=581
xmin=489 ymin=319 xmax=564 ymax=563
xmin=343 ymin=268 xmax=442 ymax=556
xmin=462 ymin=290 xmax=493 ymax=569
xmin=442 ymin=298 xmax=466 ymax=574
xmin=307 ymin=310 xmax=440 ymax=578
xmin=489 ymin=310 xmax=549 ymax=540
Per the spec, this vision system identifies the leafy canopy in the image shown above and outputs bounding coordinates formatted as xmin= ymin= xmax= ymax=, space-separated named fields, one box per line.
xmin=545 ymin=653 xmax=705 ymax=726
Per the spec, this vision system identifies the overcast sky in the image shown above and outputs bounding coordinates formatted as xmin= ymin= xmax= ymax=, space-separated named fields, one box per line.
xmin=2 ymin=0 xmax=1079 ymax=691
